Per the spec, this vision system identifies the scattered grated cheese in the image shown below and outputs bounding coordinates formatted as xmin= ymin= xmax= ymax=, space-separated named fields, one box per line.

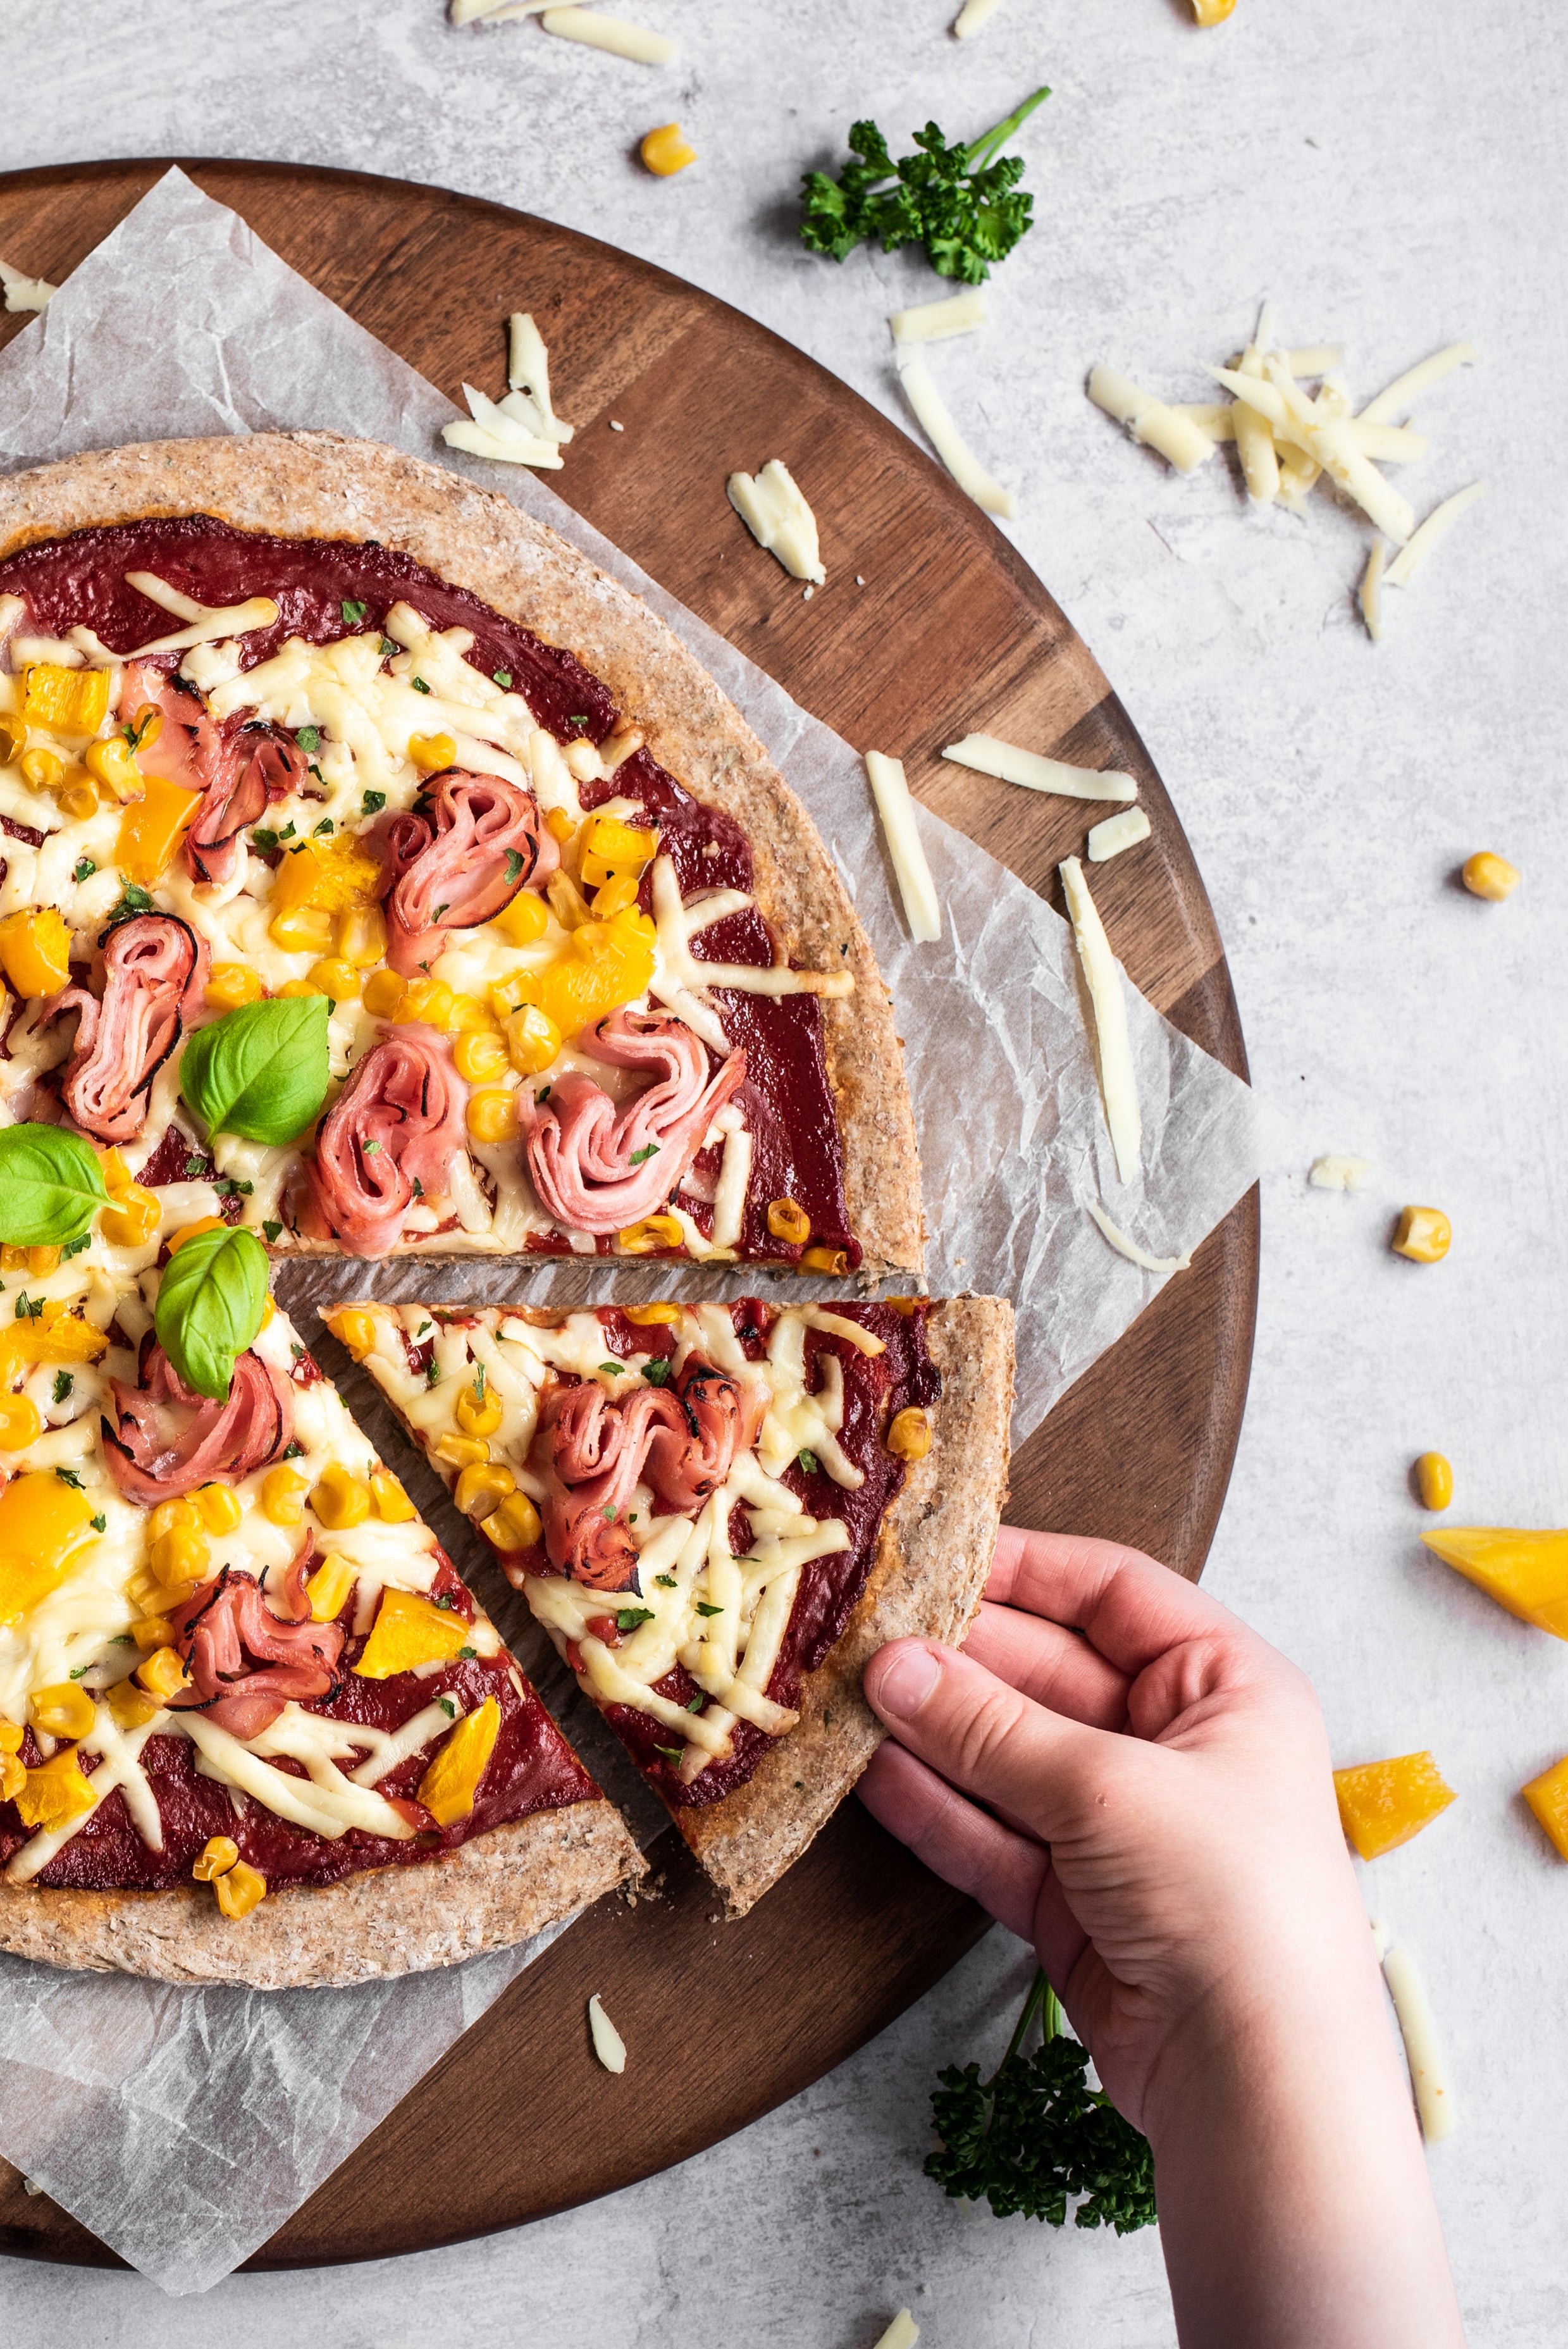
xmin=942 ymin=732 xmax=1136 ymax=804
xmin=507 ymin=312 xmax=574 ymax=442
xmin=953 ymin=0 xmax=1006 ymax=31
xmin=1384 ymin=481 xmax=1486 ymax=590
xmin=1359 ymin=341 xmax=1478 ymax=427
xmin=1087 ymin=1199 xmax=1191 ymax=1275
xmin=865 ymin=753 xmax=942 ymax=944
xmin=443 ymin=381 xmax=562 ymax=469
xmin=1060 ymin=856 xmax=1141 ymax=1185
xmin=1309 ymin=1155 xmax=1373 ymax=1191
xmin=539 ymin=8 xmax=677 ymax=62
xmin=1089 ymin=365 xmax=1214 ymax=476
xmin=726 ymin=459 xmax=826 ymax=584
xmin=452 ymin=0 xmax=551 ymax=19
xmin=587 ymin=1992 xmax=628 ymax=2073
xmin=870 ymin=2316 xmax=920 ymax=2349
xmin=608 ymin=418 xmax=624 ymax=430
xmin=0 ymin=257 xmax=56 ymax=314
xmin=896 ymin=351 xmax=1016 ymax=518
xmin=1360 ymin=541 xmax=1386 ymax=642
xmin=1087 ymin=807 xmax=1151 ymax=862
xmin=891 ymin=287 xmax=988 ymax=346
xmin=1371 ymin=1921 xmax=1455 ymax=2143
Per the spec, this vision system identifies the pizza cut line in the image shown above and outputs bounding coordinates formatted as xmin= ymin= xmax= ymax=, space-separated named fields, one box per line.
xmin=339 ymin=1290 xmax=1015 ymax=1918
xmin=0 ymin=433 xmax=923 ymax=1275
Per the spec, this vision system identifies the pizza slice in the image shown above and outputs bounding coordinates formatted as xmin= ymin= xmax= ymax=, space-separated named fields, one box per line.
xmin=0 ymin=432 xmax=922 ymax=1275
xmin=0 ymin=1217 xmax=641 ymax=1988
xmin=336 ymin=1292 xmax=1014 ymax=1916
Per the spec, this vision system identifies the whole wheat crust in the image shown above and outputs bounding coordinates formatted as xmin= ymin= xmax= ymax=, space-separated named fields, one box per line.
xmin=0 ymin=433 xmax=923 ymax=1275
xmin=0 ymin=1797 xmax=643 ymax=1990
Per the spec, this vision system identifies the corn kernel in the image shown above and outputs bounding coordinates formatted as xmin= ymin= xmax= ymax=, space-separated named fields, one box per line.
xmin=167 ymin=1216 xmax=227 ymax=1256
xmin=887 ymin=1406 xmax=932 ymax=1463
xmin=455 ymin=1027 xmax=510 ymax=1084
xmin=82 ymin=736 xmax=141 ymax=803
xmin=131 ymin=1616 xmax=178 ymax=1651
xmin=0 ymin=1394 xmax=42 ymax=1450
xmin=395 ymin=975 xmax=455 ymax=1029
xmin=1416 ymin=1452 xmax=1454 ymax=1511
xmin=151 ymin=1528 xmax=211 ymax=1590
xmin=30 ymin=1682 xmax=96 ymax=1740
xmin=278 ymin=976 xmax=326 ymax=998
xmin=149 ymin=1496 xmax=200 ymax=1543
xmin=0 ymin=1718 xmax=23 ymax=1752
xmin=56 ymin=778 xmax=100 ymax=822
xmin=337 ymin=902 xmax=390 ymax=969
xmin=490 ymin=888 xmax=550 ymax=946
xmin=433 ymin=1432 xmax=489 ymax=1473
xmin=455 ymin=1378 xmax=504 ymax=1438
xmin=0 ymin=713 xmax=25 ymax=765
xmin=545 ymin=807 xmax=577 ymax=846
xmin=204 ymin=963 xmax=264 ymax=1013
xmin=767 ymin=1198 xmax=811 ymax=1246
xmin=640 ymin=122 xmax=697 ymax=176
xmin=456 ymin=1460 xmax=517 ymax=1519
xmin=0 ymin=907 xmax=71 ymax=998
xmin=1462 ymin=851 xmax=1520 ymax=902
xmin=215 ymin=1859 xmax=267 ymax=1919
xmin=328 ymin=1306 xmax=378 ymax=1360
xmin=409 ymin=731 xmax=457 ymax=772
xmin=1392 ymin=1206 xmax=1451 ymax=1265
xmin=1190 ymin=0 xmax=1236 ymax=21
xmin=479 ymin=1490 xmax=544 ymax=1551
xmin=370 ymin=1468 xmax=415 ymax=1523
xmin=311 ymin=1462 xmax=372 ymax=1530
xmin=126 ymin=703 xmax=164 ymax=753
xmin=261 ymin=1465 xmax=309 ymax=1526
xmin=0 ymin=1751 xmax=23 ymax=1801
xmin=467 ymin=1086 xmax=519 ymax=1144
xmin=624 ymin=1303 xmax=683 ymax=1327
xmin=448 ymin=991 xmax=493 ymax=1034
xmin=802 ymin=1245 xmax=850 ymax=1275
xmin=507 ymin=1003 xmax=562 ymax=1076
xmin=107 ymin=1680 xmax=161 ymax=1730
xmin=269 ymin=904 xmax=336 ymax=957
xmin=20 ymin=748 xmax=66 ymax=798
xmin=192 ymin=1834 xmax=240 ymax=1881
xmin=136 ymin=1644 xmax=191 ymax=1700
xmin=307 ymin=957 xmax=361 ymax=1001
xmin=617 ymin=1213 xmax=684 ymax=1256
xmin=23 ymin=662 xmax=111 ymax=736
xmin=194 ymin=1482 xmax=243 ymax=1535
xmin=546 ymin=869 xmax=594 ymax=931
xmin=361 ymin=967 xmax=407 ymax=1019
xmin=304 ymin=1553 xmax=357 ymax=1623
xmin=26 ymin=1244 xmax=59 ymax=1276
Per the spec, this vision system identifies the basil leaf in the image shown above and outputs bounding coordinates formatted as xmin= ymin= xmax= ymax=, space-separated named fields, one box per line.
xmin=0 ymin=1125 xmax=107 ymax=1246
xmin=180 ymin=996 xmax=330 ymax=1145
xmin=154 ymin=1225 xmax=269 ymax=1402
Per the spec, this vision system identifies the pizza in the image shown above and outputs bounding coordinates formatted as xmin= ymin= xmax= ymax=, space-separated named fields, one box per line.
xmin=336 ymin=1291 xmax=1014 ymax=1916
xmin=0 ymin=1223 xmax=641 ymax=1989
xmin=0 ymin=433 xmax=922 ymax=1272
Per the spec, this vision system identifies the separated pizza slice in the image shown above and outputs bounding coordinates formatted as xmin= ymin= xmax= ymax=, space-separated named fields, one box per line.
xmin=0 ymin=1225 xmax=641 ymax=1988
xmin=336 ymin=1292 xmax=1014 ymax=1918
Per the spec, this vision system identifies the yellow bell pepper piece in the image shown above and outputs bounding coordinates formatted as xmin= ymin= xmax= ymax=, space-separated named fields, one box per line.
xmin=268 ymin=836 xmax=383 ymax=952
xmin=0 ymin=1301 xmax=109 ymax=1384
xmin=578 ymin=814 xmax=660 ymax=890
xmin=1333 ymin=1752 xmax=1456 ymax=1860
xmin=0 ymin=1471 xmax=96 ymax=1628
xmin=509 ymin=908 xmax=656 ymax=1039
xmin=116 ymin=774 xmax=201 ymax=886
xmin=1421 ymin=1526 xmax=1568 ymax=1639
xmin=354 ymin=1586 xmax=473 ymax=1680
xmin=22 ymin=662 xmax=110 ymax=736
xmin=416 ymin=1695 xmax=502 ymax=1826
xmin=0 ymin=907 xmax=71 ymax=998
xmin=1522 ymin=1753 xmax=1568 ymax=1862
xmin=15 ymin=1744 xmax=97 ymax=1833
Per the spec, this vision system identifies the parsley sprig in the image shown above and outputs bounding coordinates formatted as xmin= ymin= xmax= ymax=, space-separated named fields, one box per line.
xmin=926 ymin=1971 xmax=1156 ymax=2233
xmin=799 ymin=87 xmax=1050 ymax=284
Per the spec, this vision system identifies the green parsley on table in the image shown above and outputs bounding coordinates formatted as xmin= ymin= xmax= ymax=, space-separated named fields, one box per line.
xmin=927 ymin=1971 xmax=1156 ymax=2232
xmin=799 ymin=86 xmax=1050 ymax=283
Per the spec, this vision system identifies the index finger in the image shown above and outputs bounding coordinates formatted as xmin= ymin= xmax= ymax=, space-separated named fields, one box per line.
xmin=985 ymin=1526 xmax=1252 ymax=1678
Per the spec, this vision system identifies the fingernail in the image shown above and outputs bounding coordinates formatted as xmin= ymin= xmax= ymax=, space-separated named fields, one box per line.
xmin=874 ymin=1644 xmax=941 ymax=1720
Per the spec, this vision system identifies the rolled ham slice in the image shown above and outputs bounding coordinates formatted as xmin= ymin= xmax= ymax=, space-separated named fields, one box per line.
xmin=380 ymin=768 xmax=556 ymax=976
xmin=304 ymin=1022 xmax=469 ymax=1258
xmin=524 ymin=1008 xmax=745 ymax=1237
xmin=44 ymin=912 xmax=209 ymax=1144
xmin=166 ymin=1556 xmax=345 ymax=1740
xmin=102 ymin=1341 xmax=294 ymax=1506
xmin=187 ymin=724 xmax=308 ymax=886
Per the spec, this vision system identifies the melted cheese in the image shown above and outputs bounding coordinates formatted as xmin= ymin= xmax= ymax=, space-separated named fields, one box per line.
xmin=1060 ymin=856 xmax=1141 ymax=1187
xmin=648 ymin=854 xmax=853 ymax=1044
xmin=942 ymin=733 xmax=1137 ymax=805
xmin=186 ymin=1705 xmax=417 ymax=1841
xmin=864 ymin=753 xmax=941 ymax=945
xmin=71 ymin=574 xmax=280 ymax=664
xmin=725 ymin=461 xmax=826 ymax=586
xmin=3 ymin=1704 xmax=167 ymax=1885
xmin=896 ymin=350 xmax=1016 ymax=517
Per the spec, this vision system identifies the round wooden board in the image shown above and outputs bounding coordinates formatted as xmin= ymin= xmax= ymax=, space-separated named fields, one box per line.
xmin=0 ymin=160 xmax=1257 ymax=2274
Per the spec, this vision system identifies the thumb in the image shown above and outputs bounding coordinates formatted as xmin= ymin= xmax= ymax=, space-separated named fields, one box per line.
xmin=864 ymin=1639 xmax=1120 ymax=1845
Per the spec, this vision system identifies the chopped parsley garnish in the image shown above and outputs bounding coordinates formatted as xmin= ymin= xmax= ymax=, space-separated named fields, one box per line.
xmin=694 ymin=1599 xmax=724 ymax=1618
xmin=380 ymin=636 xmax=399 ymax=658
xmin=362 ymin=1137 xmax=381 ymax=1155
xmin=362 ymin=788 xmax=387 ymax=815
xmin=54 ymin=1466 xmax=85 ymax=1489
xmin=641 ymin=1358 xmax=672 ymax=1387
xmin=457 ymin=1644 xmax=476 ymax=1659
xmin=290 ymin=1341 xmax=305 ymax=1361
xmin=492 ymin=669 xmax=512 ymax=688
xmin=411 ymin=1177 xmax=424 ymax=1198
xmin=63 ymin=1233 xmax=93 ymax=1260
xmin=799 ymin=87 xmax=1050 ymax=284
xmin=73 ymin=857 xmax=96 ymax=883
xmin=598 ymin=1361 xmax=623 ymax=1377
xmin=797 ymin=1447 xmax=820 ymax=1475
xmin=183 ymin=1156 xmax=206 ymax=1179
xmin=567 ymin=714 xmax=588 ymax=724
xmin=616 ymin=1607 xmax=655 ymax=1632
xmin=313 ymin=817 xmax=334 ymax=836
xmin=278 ymin=821 xmax=297 ymax=841
xmin=432 ymin=903 xmax=449 ymax=922
xmin=536 ymin=1084 xmax=552 ymax=1104
xmin=281 ymin=1441 xmax=305 ymax=1461
xmin=504 ymin=849 xmax=524 ymax=884
xmin=90 ymin=1514 xmax=106 ymax=1534
xmin=14 ymin=1292 xmax=42 ymax=1322
xmin=296 ymin=726 xmax=321 ymax=753
xmin=653 ymin=1573 xmax=677 ymax=1589
xmin=251 ymin=827 xmax=279 ymax=850
xmin=653 ymin=1744 xmax=684 ymax=1763
xmin=70 ymin=1663 xmax=93 ymax=1680
xmin=438 ymin=1695 xmax=458 ymax=1718
xmin=101 ymin=881 xmax=155 ymax=933
xmin=341 ymin=598 xmax=369 ymax=624
xmin=686 ymin=1692 xmax=706 ymax=1712
xmin=411 ymin=676 xmax=431 ymax=695
xmin=435 ymin=1593 xmax=454 ymax=1610
xmin=602 ymin=1504 xmax=617 ymax=1523
xmin=628 ymin=1142 xmax=660 ymax=1166
xmin=262 ymin=1219 xmax=283 ymax=1243
xmin=473 ymin=1361 xmax=486 ymax=1398
xmin=426 ymin=1360 xmax=441 ymax=1385
xmin=52 ymin=1370 xmax=73 ymax=1404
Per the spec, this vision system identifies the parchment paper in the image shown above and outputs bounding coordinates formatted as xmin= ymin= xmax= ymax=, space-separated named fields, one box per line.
xmin=0 ymin=170 xmax=1260 ymax=2291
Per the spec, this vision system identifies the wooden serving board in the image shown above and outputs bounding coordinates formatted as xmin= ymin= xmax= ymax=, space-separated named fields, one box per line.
xmin=0 ymin=160 xmax=1257 ymax=2272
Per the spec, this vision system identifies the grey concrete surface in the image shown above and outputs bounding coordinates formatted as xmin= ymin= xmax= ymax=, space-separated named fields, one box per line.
xmin=1 ymin=0 xmax=1565 ymax=2340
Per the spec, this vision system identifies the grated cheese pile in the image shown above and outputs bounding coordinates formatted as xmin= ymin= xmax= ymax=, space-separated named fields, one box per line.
xmin=441 ymin=313 xmax=574 ymax=471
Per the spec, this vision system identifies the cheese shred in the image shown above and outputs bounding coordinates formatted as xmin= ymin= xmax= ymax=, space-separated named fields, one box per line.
xmin=1087 ymin=1199 xmax=1191 ymax=1275
xmin=1360 ymin=540 xmax=1386 ymax=642
xmin=890 ymin=287 xmax=988 ymax=346
xmin=539 ymin=8 xmax=676 ymax=62
xmin=726 ymin=460 xmax=825 ymax=584
xmin=1059 ymin=855 xmax=1141 ymax=1185
xmin=942 ymin=733 xmax=1136 ymax=804
xmin=587 ymin=1992 xmax=628 ymax=2074
xmin=896 ymin=352 xmax=1016 ymax=518
xmin=865 ymin=753 xmax=942 ymax=944
xmin=1383 ymin=481 xmax=1486 ymax=591
xmin=1371 ymin=1920 xmax=1455 ymax=2143
xmin=870 ymin=2316 xmax=920 ymax=2349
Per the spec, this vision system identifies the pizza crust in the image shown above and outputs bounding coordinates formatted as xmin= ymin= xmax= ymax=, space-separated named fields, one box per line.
xmin=0 ymin=432 xmax=924 ymax=1275
xmin=0 ymin=1797 xmax=643 ymax=1990
xmin=672 ymin=1295 xmax=1015 ymax=1916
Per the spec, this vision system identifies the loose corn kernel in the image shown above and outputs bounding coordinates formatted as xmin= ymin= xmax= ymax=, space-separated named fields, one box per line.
xmin=194 ymin=1482 xmax=242 ymax=1535
xmin=23 ymin=662 xmax=111 ymax=735
xmin=370 ymin=1468 xmax=415 ymax=1523
xmin=82 ymin=736 xmax=142 ymax=803
xmin=545 ymin=807 xmax=577 ymax=845
xmin=1392 ymin=1206 xmax=1451 ymax=1265
xmin=56 ymin=778 xmax=100 ymax=822
xmin=801 ymin=1244 xmax=850 ymax=1275
xmin=278 ymin=976 xmax=326 ymax=998
xmin=591 ymin=876 xmax=642 ymax=919
xmin=30 ymin=1682 xmax=96 ymax=1740
xmin=408 ymin=731 xmax=457 ymax=772
xmin=617 ymin=1213 xmax=684 ymax=1255
xmin=131 ymin=1616 xmax=178 ymax=1651
xmin=1462 ymin=851 xmax=1519 ymax=902
xmin=455 ymin=1379 xmax=504 ymax=1438
xmin=448 ymin=991 xmax=493 ymax=1034
xmin=215 ymin=1859 xmax=267 ymax=1919
xmin=1416 ymin=1452 xmax=1455 ymax=1511
xmin=0 ymin=1718 xmax=23 ymax=1752
xmin=107 ymin=1680 xmax=161 ymax=1730
xmin=337 ymin=902 xmax=390 ymax=968
xmin=19 ymin=745 xmax=66 ymax=795
xmin=361 ymin=967 xmax=407 ymax=1019
xmin=311 ymin=1462 xmax=372 ymax=1530
xmin=887 ymin=1406 xmax=932 ymax=1463
xmin=433 ymin=1432 xmax=489 ymax=1472
xmin=126 ymin=703 xmax=164 ymax=753
xmin=149 ymin=1496 xmax=201 ymax=1543
xmin=394 ymin=975 xmax=455 ymax=1029
xmin=0 ymin=1394 xmax=42 ymax=1450
xmin=640 ymin=121 xmax=697 ymax=176
xmin=269 ymin=904 xmax=336 ymax=957
xmin=479 ymin=1490 xmax=544 ymax=1551
xmin=456 ymin=1460 xmax=517 ymax=1519
xmin=262 ymin=1465 xmax=309 ymax=1526
xmin=490 ymin=888 xmax=550 ymax=946
xmin=304 ymin=1553 xmax=357 ymax=1624
xmin=455 ymin=1027 xmax=510 ymax=1084
xmin=307 ymin=957 xmax=362 ymax=1001
xmin=467 ymin=1086 xmax=519 ymax=1144
xmin=192 ymin=1834 xmax=240 ymax=1881
xmin=329 ymin=1306 xmax=378 ymax=1361
xmin=167 ymin=1216 xmax=227 ymax=1256
xmin=767 ymin=1198 xmax=811 ymax=1246
xmin=624 ymin=1303 xmax=683 ymax=1327
xmin=135 ymin=1644 xmax=191 ymax=1700
xmin=151 ymin=1527 xmax=211 ymax=1588
xmin=0 ymin=713 xmax=25 ymax=765
xmin=0 ymin=907 xmax=71 ymax=998
xmin=1190 ymin=0 xmax=1236 ymax=21
xmin=507 ymin=1003 xmax=562 ymax=1076
xmin=546 ymin=869 xmax=595 ymax=930
xmin=204 ymin=963 xmax=264 ymax=1012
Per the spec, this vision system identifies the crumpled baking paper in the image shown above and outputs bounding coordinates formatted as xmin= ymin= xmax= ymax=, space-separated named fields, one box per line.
xmin=0 ymin=170 xmax=1260 ymax=2291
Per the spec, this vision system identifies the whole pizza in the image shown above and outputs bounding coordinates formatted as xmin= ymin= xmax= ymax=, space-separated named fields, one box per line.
xmin=0 ymin=435 xmax=1013 ymax=1985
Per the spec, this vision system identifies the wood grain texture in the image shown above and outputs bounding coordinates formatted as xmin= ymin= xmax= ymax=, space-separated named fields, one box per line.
xmin=0 ymin=159 xmax=1257 ymax=2271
